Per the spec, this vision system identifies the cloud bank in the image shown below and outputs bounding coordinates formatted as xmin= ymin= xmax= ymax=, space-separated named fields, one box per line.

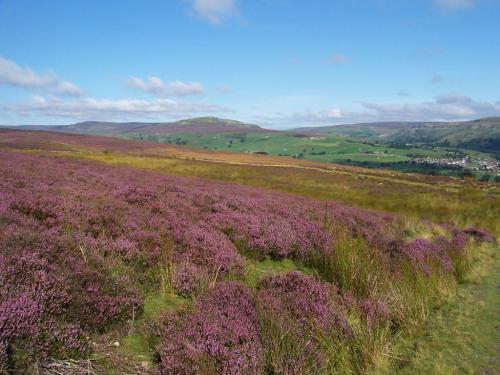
xmin=264 ymin=94 xmax=500 ymax=128
xmin=2 ymin=95 xmax=226 ymax=121
xmin=0 ymin=57 xmax=82 ymax=96
xmin=127 ymin=76 xmax=205 ymax=97
xmin=0 ymin=56 xmax=222 ymax=122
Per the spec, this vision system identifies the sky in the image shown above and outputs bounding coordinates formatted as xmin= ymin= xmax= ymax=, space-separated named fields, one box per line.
xmin=0 ymin=0 xmax=499 ymax=129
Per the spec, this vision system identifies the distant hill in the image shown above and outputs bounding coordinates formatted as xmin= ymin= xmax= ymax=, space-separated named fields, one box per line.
xmin=295 ymin=117 xmax=500 ymax=154
xmin=132 ymin=117 xmax=268 ymax=135
xmin=2 ymin=117 xmax=269 ymax=136
xmin=3 ymin=116 xmax=499 ymax=154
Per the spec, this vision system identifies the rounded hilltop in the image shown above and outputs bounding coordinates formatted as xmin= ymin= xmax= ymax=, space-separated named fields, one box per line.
xmin=143 ymin=116 xmax=266 ymax=134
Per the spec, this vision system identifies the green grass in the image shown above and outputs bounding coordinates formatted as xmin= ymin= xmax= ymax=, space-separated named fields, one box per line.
xmin=123 ymin=131 xmax=497 ymax=177
xmin=395 ymin=243 xmax=500 ymax=375
xmin=141 ymin=293 xmax=186 ymax=321
xmin=244 ymin=258 xmax=315 ymax=288
xmin=120 ymin=293 xmax=187 ymax=362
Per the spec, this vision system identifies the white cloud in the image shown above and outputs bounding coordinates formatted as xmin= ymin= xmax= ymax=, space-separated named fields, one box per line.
xmin=127 ymin=76 xmax=205 ymax=97
xmin=0 ymin=56 xmax=83 ymax=96
xmin=192 ymin=0 xmax=239 ymax=25
xmin=359 ymin=94 xmax=499 ymax=121
xmin=2 ymin=95 xmax=227 ymax=120
xmin=168 ymin=80 xmax=205 ymax=96
xmin=435 ymin=0 xmax=475 ymax=11
xmin=263 ymin=94 xmax=500 ymax=128
xmin=127 ymin=76 xmax=166 ymax=95
xmin=56 ymin=81 xmax=84 ymax=96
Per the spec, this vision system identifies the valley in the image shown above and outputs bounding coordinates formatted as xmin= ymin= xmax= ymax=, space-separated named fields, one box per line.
xmin=4 ymin=116 xmax=500 ymax=181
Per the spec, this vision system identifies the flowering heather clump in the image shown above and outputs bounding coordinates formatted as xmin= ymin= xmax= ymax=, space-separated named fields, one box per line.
xmin=449 ymin=229 xmax=470 ymax=254
xmin=0 ymin=228 xmax=87 ymax=361
xmin=212 ymin=204 xmax=334 ymax=260
xmin=0 ymin=221 xmax=140 ymax=366
xmin=399 ymin=225 xmax=493 ymax=277
xmin=157 ymin=281 xmax=264 ymax=375
xmin=175 ymin=222 xmax=246 ymax=278
xmin=115 ymin=184 xmax=157 ymax=204
xmin=257 ymin=272 xmax=351 ymax=372
xmin=172 ymin=262 xmax=203 ymax=297
xmin=401 ymin=238 xmax=454 ymax=276
xmin=258 ymin=272 xmax=350 ymax=333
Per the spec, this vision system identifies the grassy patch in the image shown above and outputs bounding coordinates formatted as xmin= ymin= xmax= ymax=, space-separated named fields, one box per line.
xmin=244 ymin=258 xmax=314 ymax=288
xmin=141 ymin=293 xmax=186 ymax=321
xmin=395 ymin=244 xmax=500 ymax=374
xmin=120 ymin=293 xmax=187 ymax=362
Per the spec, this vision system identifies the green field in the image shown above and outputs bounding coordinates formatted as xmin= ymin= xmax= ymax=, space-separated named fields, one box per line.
xmin=123 ymin=131 xmax=496 ymax=177
xmin=8 ymin=116 xmax=498 ymax=180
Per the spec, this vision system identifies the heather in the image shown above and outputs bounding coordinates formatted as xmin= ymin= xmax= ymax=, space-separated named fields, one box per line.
xmin=157 ymin=281 xmax=264 ymax=375
xmin=257 ymin=272 xmax=351 ymax=373
xmin=0 ymin=150 xmax=496 ymax=373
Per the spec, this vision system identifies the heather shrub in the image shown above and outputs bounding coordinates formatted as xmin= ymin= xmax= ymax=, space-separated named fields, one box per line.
xmin=213 ymin=210 xmax=332 ymax=260
xmin=0 ymin=214 xmax=141 ymax=369
xmin=115 ymin=184 xmax=157 ymax=204
xmin=257 ymin=272 xmax=352 ymax=373
xmin=399 ymin=227 xmax=492 ymax=282
xmin=401 ymin=238 xmax=453 ymax=276
xmin=172 ymin=262 xmax=203 ymax=297
xmin=176 ymin=222 xmax=246 ymax=278
xmin=68 ymin=271 xmax=141 ymax=330
xmin=157 ymin=281 xmax=264 ymax=375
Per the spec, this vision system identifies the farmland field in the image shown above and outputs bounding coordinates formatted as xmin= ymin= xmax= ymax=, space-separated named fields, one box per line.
xmin=123 ymin=130 xmax=498 ymax=177
xmin=0 ymin=129 xmax=499 ymax=374
xmin=7 ymin=116 xmax=498 ymax=179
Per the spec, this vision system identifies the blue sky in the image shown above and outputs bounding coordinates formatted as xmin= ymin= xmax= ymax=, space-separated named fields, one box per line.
xmin=0 ymin=0 xmax=499 ymax=128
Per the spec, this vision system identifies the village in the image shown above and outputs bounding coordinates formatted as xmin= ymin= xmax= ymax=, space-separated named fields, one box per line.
xmin=413 ymin=155 xmax=500 ymax=174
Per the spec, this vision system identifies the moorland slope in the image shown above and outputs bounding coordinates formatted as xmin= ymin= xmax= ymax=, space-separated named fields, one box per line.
xmin=0 ymin=129 xmax=498 ymax=374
